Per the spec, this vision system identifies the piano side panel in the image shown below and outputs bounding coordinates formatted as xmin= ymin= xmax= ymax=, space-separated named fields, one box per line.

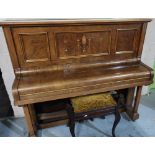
xmin=3 ymin=27 xmax=20 ymax=72
xmin=137 ymin=23 xmax=148 ymax=59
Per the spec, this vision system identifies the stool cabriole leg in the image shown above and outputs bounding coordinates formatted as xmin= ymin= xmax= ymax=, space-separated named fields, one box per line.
xmin=112 ymin=106 xmax=121 ymax=137
xmin=66 ymin=103 xmax=76 ymax=137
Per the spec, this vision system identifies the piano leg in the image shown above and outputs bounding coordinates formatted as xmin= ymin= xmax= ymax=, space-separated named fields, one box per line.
xmin=125 ymin=87 xmax=135 ymax=119
xmin=132 ymin=86 xmax=143 ymax=121
xmin=125 ymin=86 xmax=142 ymax=121
xmin=23 ymin=105 xmax=37 ymax=137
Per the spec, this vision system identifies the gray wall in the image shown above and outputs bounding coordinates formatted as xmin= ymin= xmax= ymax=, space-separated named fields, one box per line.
xmin=0 ymin=20 xmax=155 ymax=117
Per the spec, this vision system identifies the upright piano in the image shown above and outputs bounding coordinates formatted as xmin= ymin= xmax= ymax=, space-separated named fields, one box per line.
xmin=0 ymin=19 xmax=154 ymax=136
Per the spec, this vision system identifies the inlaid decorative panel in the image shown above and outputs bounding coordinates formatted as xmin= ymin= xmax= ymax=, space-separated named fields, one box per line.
xmin=55 ymin=31 xmax=111 ymax=59
xmin=19 ymin=32 xmax=51 ymax=63
xmin=115 ymin=29 xmax=138 ymax=54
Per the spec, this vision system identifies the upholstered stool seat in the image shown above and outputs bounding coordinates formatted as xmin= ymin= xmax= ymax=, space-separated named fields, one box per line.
xmin=71 ymin=93 xmax=116 ymax=113
xmin=66 ymin=92 xmax=121 ymax=137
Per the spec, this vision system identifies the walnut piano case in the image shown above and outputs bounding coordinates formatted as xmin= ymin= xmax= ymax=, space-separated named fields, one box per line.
xmin=0 ymin=19 xmax=154 ymax=136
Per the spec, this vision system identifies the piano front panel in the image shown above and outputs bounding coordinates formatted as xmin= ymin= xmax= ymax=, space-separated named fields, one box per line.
xmin=19 ymin=33 xmax=50 ymax=63
xmin=115 ymin=28 xmax=140 ymax=56
xmin=12 ymin=27 xmax=57 ymax=68
xmin=11 ymin=24 xmax=142 ymax=69
xmin=55 ymin=31 xmax=111 ymax=59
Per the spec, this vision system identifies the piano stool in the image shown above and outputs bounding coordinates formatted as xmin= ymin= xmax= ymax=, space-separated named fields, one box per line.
xmin=67 ymin=92 xmax=121 ymax=137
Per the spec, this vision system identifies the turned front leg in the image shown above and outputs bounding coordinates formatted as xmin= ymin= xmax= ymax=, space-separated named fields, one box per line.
xmin=23 ymin=105 xmax=37 ymax=137
xmin=132 ymin=86 xmax=143 ymax=121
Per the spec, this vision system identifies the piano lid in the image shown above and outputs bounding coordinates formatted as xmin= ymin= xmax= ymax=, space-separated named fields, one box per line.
xmin=0 ymin=18 xmax=152 ymax=26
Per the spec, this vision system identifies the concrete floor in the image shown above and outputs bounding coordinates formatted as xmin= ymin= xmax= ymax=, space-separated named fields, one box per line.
xmin=0 ymin=89 xmax=155 ymax=137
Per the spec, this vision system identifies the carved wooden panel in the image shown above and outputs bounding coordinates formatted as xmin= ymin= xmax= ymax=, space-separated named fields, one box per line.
xmin=12 ymin=28 xmax=56 ymax=68
xmin=19 ymin=33 xmax=51 ymax=63
xmin=55 ymin=31 xmax=111 ymax=59
xmin=11 ymin=24 xmax=142 ymax=69
xmin=115 ymin=29 xmax=138 ymax=54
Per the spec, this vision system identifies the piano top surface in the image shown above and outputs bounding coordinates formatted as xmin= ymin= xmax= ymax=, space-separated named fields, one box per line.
xmin=0 ymin=18 xmax=152 ymax=26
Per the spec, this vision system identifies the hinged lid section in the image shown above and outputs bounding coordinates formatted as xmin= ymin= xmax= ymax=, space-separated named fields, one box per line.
xmin=0 ymin=18 xmax=152 ymax=26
